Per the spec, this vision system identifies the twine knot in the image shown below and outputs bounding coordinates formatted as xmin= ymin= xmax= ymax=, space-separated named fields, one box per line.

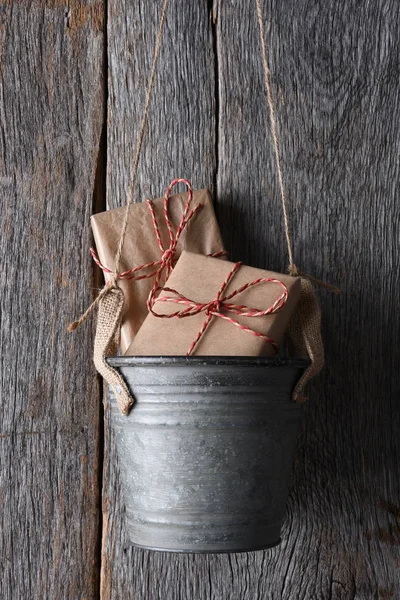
xmin=206 ymin=299 xmax=221 ymax=316
xmin=108 ymin=275 xmax=119 ymax=289
xmin=288 ymin=263 xmax=301 ymax=277
xmin=67 ymin=277 xmax=120 ymax=333
xmin=148 ymin=262 xmax=289 ymax=356
xmin=160 ymin=246 xmax=176 ymax=274
xmin=288 ymin=263 xmax=340 ymax=294
xmin=161 ymin=247 xmax=175 ymax=262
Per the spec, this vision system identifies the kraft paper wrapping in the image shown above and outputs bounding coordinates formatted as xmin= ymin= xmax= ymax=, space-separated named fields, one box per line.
xmin=127 ymin=251 xmax=301 ymax=357
xmin=91 ymin=189 xmax=225 ymax=353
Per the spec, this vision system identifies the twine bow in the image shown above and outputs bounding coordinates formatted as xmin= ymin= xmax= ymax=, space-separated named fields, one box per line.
xmin=148 ymin=261 xmax=289 ymax=356
xmin=68 ymin=178 xmax=223 ymax=332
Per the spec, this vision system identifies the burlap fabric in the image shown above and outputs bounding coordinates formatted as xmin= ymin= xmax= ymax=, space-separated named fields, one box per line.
xmin=93 ymin=286 xmax=134 ymax=415
xmin=287 ymin=277 xmax=324 ymax=402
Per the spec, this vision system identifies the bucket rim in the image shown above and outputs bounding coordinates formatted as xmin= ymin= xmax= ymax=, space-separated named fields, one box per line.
xmin=125 ymin=538 xmax=281 ymax=554
xmin=107 ymin=355 xmax=310 ymax=369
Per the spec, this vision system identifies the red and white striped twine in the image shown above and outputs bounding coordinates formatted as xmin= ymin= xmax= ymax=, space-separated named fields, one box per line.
xmin=91 ymin=178 xmax=228 ymax=292
xmin=147 ymin=261 xmax=289 ymax=356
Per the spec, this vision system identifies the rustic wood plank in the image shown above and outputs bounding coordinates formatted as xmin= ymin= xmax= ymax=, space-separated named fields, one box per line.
xmin=102 ymin=0 xmax=217 ymax=597
xmin=0 ymin=2 xmax=105 ymax=598
xmin=103 ymin=0 xmax=400 ymax=598
xmin=216 ymin=0 xmax=400 ymax=598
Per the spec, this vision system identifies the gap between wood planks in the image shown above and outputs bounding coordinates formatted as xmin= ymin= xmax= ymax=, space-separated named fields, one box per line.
xmin=209 ymin=0 xmax=220 ymax=198
xmin=91 ymin=0 xmax=108 ymax=594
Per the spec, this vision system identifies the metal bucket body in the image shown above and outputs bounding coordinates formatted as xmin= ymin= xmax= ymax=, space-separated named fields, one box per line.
xmin=107 ymin=356 xmax=308 ymax=553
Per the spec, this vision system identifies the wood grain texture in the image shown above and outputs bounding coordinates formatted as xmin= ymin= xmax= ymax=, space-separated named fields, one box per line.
xmin=102 ymin=0 xmax=217 ymax=596
xmin=103 ymin=0 xmax=400 ymax=598
xmin=216 ymin=1 xmax=400 ymax=598
xmin=0 ymin=1 xmax=105 ymax=598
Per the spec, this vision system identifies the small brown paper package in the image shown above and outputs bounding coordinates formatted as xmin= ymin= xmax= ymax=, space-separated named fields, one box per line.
xmin=91 ymin=187 xmax=225 ymax=353
xmin=127 ymin=251 xmax=301 ymax=357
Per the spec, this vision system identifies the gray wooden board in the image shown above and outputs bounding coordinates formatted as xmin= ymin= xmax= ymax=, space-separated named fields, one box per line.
xmin=107 ymin=0 xmax=399 ymax=598
xmin=102 ymin=0 xmax=217 ymax=596
xmin=0 ymin=1 xmax=105 ymax=598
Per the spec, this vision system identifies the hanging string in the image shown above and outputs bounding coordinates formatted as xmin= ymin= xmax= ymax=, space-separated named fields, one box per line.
xmin=114 ymin=0 xmax=170 ymax=275
xmin=108 ymin=0 xmax=339 ymax=293
xmin=255 ymin=0 xmax=294 ymax=268
xmin=255 ymin=0 xmax=339 ymax=293
xmin=116 ymin=0 xmax=292 ymax=274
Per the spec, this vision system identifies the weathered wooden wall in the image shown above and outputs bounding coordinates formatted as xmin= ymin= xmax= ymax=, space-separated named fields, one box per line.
xmin=0 ymin=0 xmax=105 ymax=598
xmin=1 ymin=0 xmax=400 ymax=598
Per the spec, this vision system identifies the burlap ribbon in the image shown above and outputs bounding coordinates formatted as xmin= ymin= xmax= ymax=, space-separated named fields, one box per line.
xmin=93 ymin=285 xmax=133 ymax=415
xmin=286 ymin=276 xmax=325 ymax=403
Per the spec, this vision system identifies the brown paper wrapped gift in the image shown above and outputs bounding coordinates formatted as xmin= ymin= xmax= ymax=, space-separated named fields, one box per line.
xmin=127 ymin=251 xmax=301 ymax=357
xmin=91 ymin=184 xmax=225 ymax=353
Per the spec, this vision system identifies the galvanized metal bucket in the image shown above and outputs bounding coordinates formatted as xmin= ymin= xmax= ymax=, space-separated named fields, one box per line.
xmin=107 ymin=356 xmax=309 ymax=553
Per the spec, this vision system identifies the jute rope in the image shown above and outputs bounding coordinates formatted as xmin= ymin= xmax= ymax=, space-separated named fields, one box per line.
xmin=69 ymin=0 xmax=171 ymax=414
xmin=115 ymin=0 xmax=170 ymax=274
xmin=255 ymin=0 xmax=339 ymax=401
xmin=255 ymin=0 xmax=294 ymax=269
xmin=255 ymin=0 xmax=340 ymax=293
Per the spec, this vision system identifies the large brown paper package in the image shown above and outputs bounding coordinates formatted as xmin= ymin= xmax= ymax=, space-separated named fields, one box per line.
xmin=127 ymin=251 xmax=301 ymax=357
xmin=91 ymin=189 xmax=225 ymax=353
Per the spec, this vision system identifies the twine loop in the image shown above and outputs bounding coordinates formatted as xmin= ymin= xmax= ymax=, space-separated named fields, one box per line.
xmin=68 ymin=0 xmax=338 ymax=413
xmin=68 ymin=179 xmax=207 ymax=332
xmin=148 ymin=261 xmax=289 ymax=356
